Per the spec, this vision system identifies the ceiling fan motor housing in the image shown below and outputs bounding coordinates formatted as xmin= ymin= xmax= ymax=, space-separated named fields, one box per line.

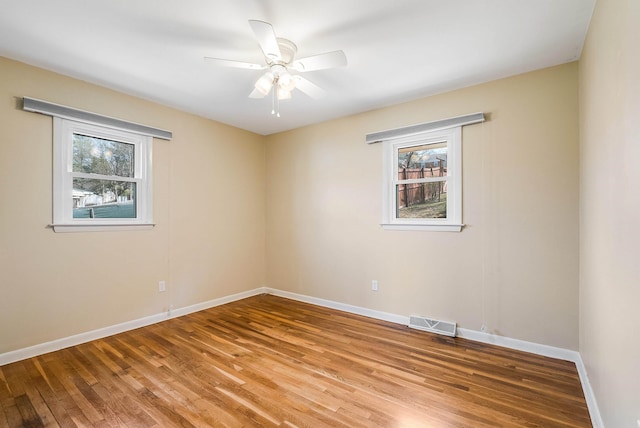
xmin=272 ymin=38 xmax=297 ymax=65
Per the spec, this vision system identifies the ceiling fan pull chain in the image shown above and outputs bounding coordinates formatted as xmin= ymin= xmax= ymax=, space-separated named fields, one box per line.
xmin=271 ymin=76 xmax=281 ymax=117
xmin=271 ymin=84 xmax=276 ymax=115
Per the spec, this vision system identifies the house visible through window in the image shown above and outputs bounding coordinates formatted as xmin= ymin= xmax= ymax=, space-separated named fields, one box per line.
xmin=53 ymin=118 xmax=153 ymax=231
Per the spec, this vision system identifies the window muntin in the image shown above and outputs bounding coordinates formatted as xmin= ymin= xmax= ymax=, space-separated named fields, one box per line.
xmin=53 ymin=118 xmax=152 ymax=229
xmin=382 ymin=127 xmax=461 ymax=231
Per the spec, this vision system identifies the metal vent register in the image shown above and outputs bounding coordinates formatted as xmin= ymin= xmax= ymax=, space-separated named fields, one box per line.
xmin=409 ymin=316 xmax=457 ymax=337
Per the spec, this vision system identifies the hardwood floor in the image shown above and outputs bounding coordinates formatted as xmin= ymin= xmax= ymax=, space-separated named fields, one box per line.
xmin=0 ymin=294 xmax=591 ymax=427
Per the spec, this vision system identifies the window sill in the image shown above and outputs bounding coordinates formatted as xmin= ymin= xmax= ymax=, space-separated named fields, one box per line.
xmin=49 ymin=223 xmax=155 ymax=233
xmin=381 ymin=223 xmax=464 ymax=232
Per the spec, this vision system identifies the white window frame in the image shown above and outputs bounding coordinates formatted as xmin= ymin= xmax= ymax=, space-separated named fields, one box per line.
xmin=381 ymin=127 xmax=462 ymax=232
xmin=52 ymin=117 xmax=154 ymax=232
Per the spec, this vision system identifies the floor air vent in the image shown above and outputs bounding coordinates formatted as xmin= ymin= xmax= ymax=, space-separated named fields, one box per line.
xmin=409 ymin=316 xmax=457 ymax=337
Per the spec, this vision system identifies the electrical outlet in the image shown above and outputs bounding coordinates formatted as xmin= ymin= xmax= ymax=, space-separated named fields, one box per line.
xmin=158 ymin=280 xmax=166 ymax=292
xmin=371 ymin=280 xmax=379 ymax=291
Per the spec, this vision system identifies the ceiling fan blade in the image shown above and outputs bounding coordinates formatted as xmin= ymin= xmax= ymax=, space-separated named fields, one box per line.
xmin=248 ymin=20 xmax=282 ymax=62
xmin=292 ymin=50 xmax=347 ymax=72
xmin=249 ymin=87 xmax=268 ymax=99
xmin=204 ymin=57 xmax=265 ymax=70
xmin=294 ymin=76 xmax=326 ymax=99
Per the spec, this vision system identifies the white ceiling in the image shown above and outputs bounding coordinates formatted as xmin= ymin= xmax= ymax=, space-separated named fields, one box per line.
xmin=0 ymin=0 xmax=595 ymax=135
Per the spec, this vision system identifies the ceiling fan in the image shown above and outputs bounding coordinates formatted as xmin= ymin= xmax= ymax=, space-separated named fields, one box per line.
xmin=205 ymin=20 xmax=347 ymax=116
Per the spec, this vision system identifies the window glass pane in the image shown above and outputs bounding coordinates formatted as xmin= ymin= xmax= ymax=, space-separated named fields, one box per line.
xmin=396 ymin=181 xmax=447 ymax=219
xmin=397 ymin=142 xmax=447 ymax=180
xmin=72 ymin=178 xmax=136 ymax=218
xmin=72 ymin=134 xmax=135 ymax=178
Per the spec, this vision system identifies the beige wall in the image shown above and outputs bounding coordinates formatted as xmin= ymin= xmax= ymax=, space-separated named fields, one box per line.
xmin=0 ymin=57 xmax=266 ymax=354
xmin=579 ymin=0 xmax=640 ymax=425
xmin=266 ymin=63 xmax=580 ymax=349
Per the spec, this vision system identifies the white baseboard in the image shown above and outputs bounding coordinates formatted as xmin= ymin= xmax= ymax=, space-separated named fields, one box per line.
xmin=265 ymin=288 xmax=409 ymax=325
xmin=0 ymin=287 xmax=267 ymax=367
xmin=0 ymin=286 xmax=601 ymax=427
xmin=455 ymin=327 xmax=580 ymax=361
xmin=0 ymin=312 xmax=167 ymax=367
xmin=168 ymin=287 xmax=268 ymax=319
xmin=574 ymin=355 xmax=604 ymax=428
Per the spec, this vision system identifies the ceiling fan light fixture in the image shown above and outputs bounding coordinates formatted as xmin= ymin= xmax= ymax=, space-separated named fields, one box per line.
xmin=277 ymin=86 xmax=292 ymax=100
xmin=254 ymin=72 xmax=274 ymax=95
xmin=278 ymin=72 xmax=296 ymax=92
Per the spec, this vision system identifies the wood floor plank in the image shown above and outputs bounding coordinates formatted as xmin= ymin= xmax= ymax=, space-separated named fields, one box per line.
xmin=0 ymin=295 xmax=591 ymax=427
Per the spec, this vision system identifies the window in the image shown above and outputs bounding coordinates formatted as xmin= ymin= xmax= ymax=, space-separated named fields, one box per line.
xmin=381 ymin=127 xmax=462 ymax=231
xmin=53 ymin=118 xmax=153 ymax=232
xmin=370 ymin=113 xmax=484 ymax=231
